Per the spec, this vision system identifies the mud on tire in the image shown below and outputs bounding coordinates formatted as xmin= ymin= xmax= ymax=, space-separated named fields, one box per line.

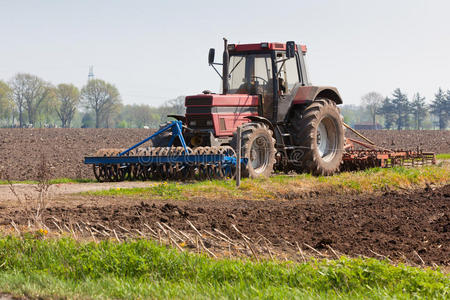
xmin=290 ymin=98 xmax=344 ymax=175
xmin=232 ymin=122 xmax=276 ymax=178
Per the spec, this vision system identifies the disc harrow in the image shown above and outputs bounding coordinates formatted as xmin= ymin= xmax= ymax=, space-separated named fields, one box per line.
xmin=90 ymin=146 xmax=237 ymax=182
xmin=84 ymin=120 xmax=240 ymax=182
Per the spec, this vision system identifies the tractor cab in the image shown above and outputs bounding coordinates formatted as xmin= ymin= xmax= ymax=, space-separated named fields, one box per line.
xmin=225 ymin=42 xmax=310 ymax=120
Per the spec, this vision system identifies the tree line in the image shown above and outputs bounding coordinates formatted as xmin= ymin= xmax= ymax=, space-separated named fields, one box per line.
xmin=0 ymin=73 xmax=185 ymax=128
xmin=0 ymin=74 xmax=448 ymax=130
xmin=345 ymin=88 xmax=449 ymax=130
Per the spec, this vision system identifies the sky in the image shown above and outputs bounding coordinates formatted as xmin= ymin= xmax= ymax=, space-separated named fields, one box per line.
xmin=0 ymin=0 xmax=449 ymax=106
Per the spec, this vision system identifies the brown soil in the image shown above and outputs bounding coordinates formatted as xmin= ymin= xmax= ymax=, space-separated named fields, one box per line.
xmin=1 ymin=184 xmax=448 ymax=265
xmin=347 ymin=130 xmax=450 ymax=153
xmin=0 ymin=128 xmax=153 ymax=180
xmin=0 ymin=128 xmax=448 ymax=181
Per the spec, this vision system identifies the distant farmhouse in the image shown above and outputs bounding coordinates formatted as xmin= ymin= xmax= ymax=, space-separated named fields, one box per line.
xmin=353 ymin=122 xmax=383 ymax=130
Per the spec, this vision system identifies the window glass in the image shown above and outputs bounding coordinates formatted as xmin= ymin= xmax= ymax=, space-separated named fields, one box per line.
xmin=228 ymin=54 xmax=273 ymax=97
xmin=229 ymin=55 xmax=246 ymax=92
xmin=276 ymin=53 xmax=299 ymax=94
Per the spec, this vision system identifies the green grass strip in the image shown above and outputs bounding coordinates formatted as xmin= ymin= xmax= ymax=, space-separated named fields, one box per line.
xmin=0 ymin=236 xmax=448 ymax=299
xmin=85 ymin=165 xmax=450 ymax=200
xmin=0 ymin=178 xmax=95 ymax=185
xmin=436 ymin=153 xmax=450 ymax=160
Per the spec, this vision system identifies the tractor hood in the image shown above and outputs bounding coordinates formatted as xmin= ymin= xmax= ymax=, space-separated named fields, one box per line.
xmin=185 ymin=94 xmax=259 ymax=136
xmin=185 ymin=94 xmax=259 ymax=108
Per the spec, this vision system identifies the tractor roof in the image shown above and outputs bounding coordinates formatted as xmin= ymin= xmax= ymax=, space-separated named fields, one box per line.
xmin=229 ymin=42 xmax=307 ymax=54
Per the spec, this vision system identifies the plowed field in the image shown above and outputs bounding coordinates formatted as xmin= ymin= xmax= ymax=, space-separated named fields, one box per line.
xmin=347 ymin=129 xmax=450 ymax=152
xmin=0 ymin=128 xmax=448 ymax=181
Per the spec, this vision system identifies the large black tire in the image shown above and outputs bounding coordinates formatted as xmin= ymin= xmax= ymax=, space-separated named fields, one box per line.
xmin=290 ymin=98 xmax=344 ymax=175
xmin=232 ymin=122 xmax=276 ymax=178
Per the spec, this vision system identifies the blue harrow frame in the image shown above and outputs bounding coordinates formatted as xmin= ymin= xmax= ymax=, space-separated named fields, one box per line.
xmin=84 ymin=121 xmax=244 ymax=181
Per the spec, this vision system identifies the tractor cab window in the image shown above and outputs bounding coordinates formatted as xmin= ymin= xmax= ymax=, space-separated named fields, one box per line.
xmin=275 ymin=52 xmax=299 ymax=94
xmin=228 ymin=53 xmax=274 ymax=119
xmin=228 ymin=54 xmax=273 ymax=97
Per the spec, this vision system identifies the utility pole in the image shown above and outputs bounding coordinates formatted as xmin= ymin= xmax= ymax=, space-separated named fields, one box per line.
xmin=88 ymin=66 xmax=94 ymax=81
xmin=236 ymin=126 xmax=241 ymax=187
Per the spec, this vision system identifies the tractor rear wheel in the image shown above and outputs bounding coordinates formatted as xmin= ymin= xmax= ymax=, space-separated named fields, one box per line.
xmin=232 ymin=122 xmax=276 ymax=178
xmin=290 ymin=98 xmax=344 ymax=175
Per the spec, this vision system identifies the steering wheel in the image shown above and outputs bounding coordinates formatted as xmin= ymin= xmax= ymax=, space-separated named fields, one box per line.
xmin=250 ymin=75 xmax=268 ymax=85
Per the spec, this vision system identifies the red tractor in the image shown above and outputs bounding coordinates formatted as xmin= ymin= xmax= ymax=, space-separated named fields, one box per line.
xmin=86 ymin=39 xmax=435 ymax=182
xmin=167 ymin=39 xmax=345 ymax=177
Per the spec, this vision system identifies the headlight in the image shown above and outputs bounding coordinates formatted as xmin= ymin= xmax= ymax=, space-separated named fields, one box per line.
xmin=189 ymin=120 xmax=197 ymax=127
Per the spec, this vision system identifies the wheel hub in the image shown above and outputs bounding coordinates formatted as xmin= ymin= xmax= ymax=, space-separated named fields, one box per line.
xmin=250 ymin=136 xmax=270 ymax=174
xmin=316 ymin=117 xmax=337 ymax=162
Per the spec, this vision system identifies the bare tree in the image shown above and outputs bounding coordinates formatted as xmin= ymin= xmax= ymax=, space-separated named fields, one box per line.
xmin=9 ymin=73 xmax=51 ymax=127
xmin=0 ymin=80 xmax=14 ymax=125
xmin=55 ymin=83 xmax=80 ymax=128
xmin=9 ymin=74 xmax=27 ymax=127
xmin=166 ymin=96 xmax=186 ymax=115
xmin=24 ymin=75 xmax=51 ymax=126
xmin=134 ymin=104 xmax=153 ymax=128
xmin=81 ymin=79 xmax=121 ymax=128
xmin=361 ymin=92 xmax=383 ymax=127
xmin=157 ymin=96 xmax=186 ymax=123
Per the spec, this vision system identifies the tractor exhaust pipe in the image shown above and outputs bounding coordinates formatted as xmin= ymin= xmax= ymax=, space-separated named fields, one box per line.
xmin=222 ymin=38 xmax=229 ymax=95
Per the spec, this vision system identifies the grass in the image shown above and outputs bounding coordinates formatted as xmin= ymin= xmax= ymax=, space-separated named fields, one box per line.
xmin=436 ymin=153 xmax=450 ymax=160
xmin=0 ymin=236 xmax=448 ymax=299
xmin=49 ymin=178 xmax=95 ymax=184
xmin=86 ymin=181 xmax=185 ymax=199
xmin=0 ymin=178 xmax=95 ymax=185
xmin=0 ymin=179 xmax=38 ymax=185
xmin=85 ymin=165 xmax=450 ymax=200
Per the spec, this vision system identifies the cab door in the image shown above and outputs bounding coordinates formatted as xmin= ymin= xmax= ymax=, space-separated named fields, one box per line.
xmin=274 ymin=51 xmax=301 ymax=121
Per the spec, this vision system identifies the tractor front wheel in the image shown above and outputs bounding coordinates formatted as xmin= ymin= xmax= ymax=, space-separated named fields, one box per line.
xmin=232 ymin=122 xmax=276 ymax=178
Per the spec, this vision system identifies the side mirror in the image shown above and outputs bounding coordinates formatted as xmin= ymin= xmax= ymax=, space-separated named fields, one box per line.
xmin=286 ymin=41 xmax=295 ymax=58
xmin=208 ymin=48 xmax=215 ymax=65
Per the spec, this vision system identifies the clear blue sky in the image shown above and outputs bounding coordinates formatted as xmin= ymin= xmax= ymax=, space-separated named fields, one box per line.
xmin=0 ymin=0 xmax=449 ymax=106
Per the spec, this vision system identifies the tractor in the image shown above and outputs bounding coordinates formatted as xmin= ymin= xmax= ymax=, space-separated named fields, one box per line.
xmin=166 ymin=39 xmax=345 ymax=177
xmin=85 ymin=38 xmax=435 ymax=182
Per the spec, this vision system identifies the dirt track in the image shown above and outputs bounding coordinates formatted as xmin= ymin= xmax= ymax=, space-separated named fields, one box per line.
xmin=0 ymin=128 xmax=448 ymax=181
xmin=1 ymin=184 xmax=448 ymax=265
xmin=0 ymin=181 xmax=152 ymax=201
